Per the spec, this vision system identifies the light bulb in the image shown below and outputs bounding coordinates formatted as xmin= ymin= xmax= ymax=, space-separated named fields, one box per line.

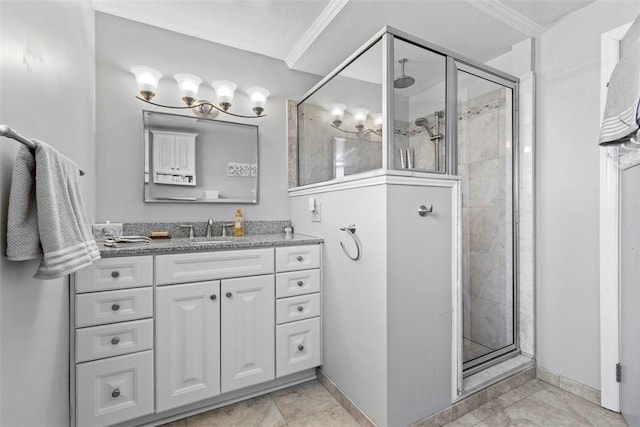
xmin=329 ymin=103 xmax=346 ymax=127
xmin=131 ymin=65 xmax=163 ymax=101
xmin=351 ymin=108 xmax=369 ymax=130
xmin=371 ymin=113 xmax=383 ymax=129
xmin=174 ymin=73 xmax=202 ymax=106
xmin=246 ymin=86 xmax=270 ymax=116
xmin=211 ymin=80 xmax=237 ymax=111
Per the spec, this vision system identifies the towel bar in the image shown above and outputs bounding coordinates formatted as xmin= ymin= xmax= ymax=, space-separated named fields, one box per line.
xmin=0 ymin=124 xmax=86 ymax=176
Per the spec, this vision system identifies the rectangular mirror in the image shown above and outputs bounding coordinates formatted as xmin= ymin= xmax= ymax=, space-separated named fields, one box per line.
xmin=143 ymin=110 xmax=258 ymax=203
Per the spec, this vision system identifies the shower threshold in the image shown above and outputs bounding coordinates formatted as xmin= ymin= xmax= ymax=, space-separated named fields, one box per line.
xmin=460 ymin=354 xmax=534 ymax=398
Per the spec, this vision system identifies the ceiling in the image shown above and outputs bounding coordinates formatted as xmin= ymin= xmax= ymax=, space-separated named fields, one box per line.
xmin=92 ymin=0 xmax=595 ymax=78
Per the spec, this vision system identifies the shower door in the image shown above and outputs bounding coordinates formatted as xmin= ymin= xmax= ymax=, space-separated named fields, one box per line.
xmin=455 ymin=62 xmax=518 ymax=374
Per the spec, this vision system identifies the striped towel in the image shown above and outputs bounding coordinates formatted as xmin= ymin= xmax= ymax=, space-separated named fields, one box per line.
xmin=6 ymin=141 xmax=100 ymax=279
xmin=600 ymin=15 xmax=640 ymax=145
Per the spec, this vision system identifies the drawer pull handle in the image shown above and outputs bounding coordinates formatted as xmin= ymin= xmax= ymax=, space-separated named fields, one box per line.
xmin=298 ymin=344 xmax=304 ymax=351
xmin=111 ymin=337 xmax=120 ymax=345
xmin=226 ymin=292 xmax=232 ymax=298
xmin=296 ymin=256 xmax=304 ymax=262
xmin=111 ymin=270 xmax=120 ymax=278
xmin=210 ymin=294 xmax=217 ymax=301
xmin=111 ymin=303 xmax=120 ymax=311
xmin=297 ymin=281 xmax=304 ymax=287
xmin=297 ymin=305 xmax=304 ymax=312
xmin=112 ymin=388 xmax=120 ymax=398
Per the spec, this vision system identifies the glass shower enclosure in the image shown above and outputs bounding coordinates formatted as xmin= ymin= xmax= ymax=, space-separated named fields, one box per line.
xmin=296 ymin=27 xmax=519 ymax=377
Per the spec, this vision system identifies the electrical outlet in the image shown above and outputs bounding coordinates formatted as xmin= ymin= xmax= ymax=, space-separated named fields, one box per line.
xmin=311 ymin=202 xmax=321 ymax=222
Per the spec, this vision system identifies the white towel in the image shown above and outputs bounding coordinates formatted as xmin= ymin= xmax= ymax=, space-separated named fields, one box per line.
xmin=600 ymin=14 xmax=640 ymax=145
xmin=6 ymin=141 xmax=100 ymax=279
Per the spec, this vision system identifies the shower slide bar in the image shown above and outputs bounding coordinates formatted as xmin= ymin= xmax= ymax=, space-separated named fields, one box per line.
xmin=0 ymin=124 xmax=86 ymax=176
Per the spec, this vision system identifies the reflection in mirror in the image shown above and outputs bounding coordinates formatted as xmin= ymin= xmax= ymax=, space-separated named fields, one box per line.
xmin=143 ymin=111 xmax=258 ymax=203
xmin=297 ymin=39 xmax=383 ymax=186
xmin=392 ymin=38 xmax=446 ymax=173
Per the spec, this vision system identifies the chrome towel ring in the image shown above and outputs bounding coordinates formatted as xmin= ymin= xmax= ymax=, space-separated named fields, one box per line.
xmin=339 ymin=224 xmax=361 ymax=261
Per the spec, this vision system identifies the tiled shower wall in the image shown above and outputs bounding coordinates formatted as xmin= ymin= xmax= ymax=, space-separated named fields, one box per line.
xmin=459 ymin=88 xmax=513 ymax=350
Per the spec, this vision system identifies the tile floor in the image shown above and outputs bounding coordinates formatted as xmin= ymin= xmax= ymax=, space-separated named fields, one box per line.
xmin=161 ymin=378 xmax=627 ymax=427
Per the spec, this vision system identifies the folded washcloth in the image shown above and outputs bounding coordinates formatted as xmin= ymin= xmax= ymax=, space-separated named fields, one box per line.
xmin=6 ymin=141 xmax=100 ymax=279
xmin=103 ymin=236 xmax=152 ymax=248
xmin=600 ymin=14 xmax=640 ymax=145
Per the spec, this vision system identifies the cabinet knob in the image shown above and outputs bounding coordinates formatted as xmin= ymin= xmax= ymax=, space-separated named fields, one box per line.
xmin=111 ymin=270 xmax=120 ymax=278
xmin=210 ymin=294 xmax=217 ymax=301
xmin=111 ymin=303 xmax=120 ymax=311
xmin=297 ymin=281 xmax=304 ymax=287
xmin=111 ymin=337 xmax=120 ymax=345
xmin=296 ymin=256 xmax=304 ymax=262
xmin=297 ymin=344 xmax=304 ymax=351
xmin=226 ymin=292 xmax=232 ymax=298
xmin=112 ymin=388 xmax=120 ymax=398
xmin=297 ymin=306 xmax=304 ymax=312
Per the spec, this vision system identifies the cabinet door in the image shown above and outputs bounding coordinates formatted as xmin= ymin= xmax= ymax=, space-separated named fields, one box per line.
xmin=221 ymin=275 xmax=275 ymax=393
xmin=152 ymin=131 xmax=176 ymax=174
xmin=156 ymin=281 xmax=221 ymax=412
xmin=174 ymin=134 xmax=196 ymax=174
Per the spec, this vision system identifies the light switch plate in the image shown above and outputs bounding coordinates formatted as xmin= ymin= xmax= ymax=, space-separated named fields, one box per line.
xmin=311 ymin=203 xmax=321 ymax=222
xmin=92 ymin=222 xmax=123 ymax=240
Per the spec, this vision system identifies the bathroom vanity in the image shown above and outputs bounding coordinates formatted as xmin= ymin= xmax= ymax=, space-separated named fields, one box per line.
xmin=69 ymin=235 xmax=323 ymax=426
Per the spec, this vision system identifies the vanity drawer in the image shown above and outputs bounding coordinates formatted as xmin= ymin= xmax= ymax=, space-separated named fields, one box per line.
xmin=276 ymin=269 xmax=320 ymax=298
xmin=275 ymin=245 xmax=320 ymax=272
xmin=276 ymin=317 xmax=321 ymax=378
xmin=76 ymin=287 xmax=153 ymax=328
xmin=76 ymin=318 xmax=153 ymax=363
xmin=76 ymin=350 xmax=154 ymax=427
xmin=156 ymin=248 xmax=274 ymax=285
xmin=76 ymin=256 xmax=153 ymax=293
xmin=276 ymin=293 xmax=320 ymax=324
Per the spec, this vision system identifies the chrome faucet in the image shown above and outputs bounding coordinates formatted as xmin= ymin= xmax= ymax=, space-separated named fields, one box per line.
xmin=205 ymin=218 xmax=214 ymax=238
xmin=221 ymin=223 xmax=234 ymax=237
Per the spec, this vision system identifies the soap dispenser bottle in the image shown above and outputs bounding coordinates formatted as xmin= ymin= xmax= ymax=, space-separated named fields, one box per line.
xmin=234 ymin=209 xmax=244 ymax=237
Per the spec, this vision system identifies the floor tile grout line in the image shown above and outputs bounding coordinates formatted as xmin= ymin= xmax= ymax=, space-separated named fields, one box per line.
xmin=468 ymin=379 xmax=545 ymax=424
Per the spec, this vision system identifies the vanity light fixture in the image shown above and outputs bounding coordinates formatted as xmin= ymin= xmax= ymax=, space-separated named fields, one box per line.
xmin=130 ymin=66 xmax=269 ymax=119
xmin=329 ymin=104 xmax=382 ymax=136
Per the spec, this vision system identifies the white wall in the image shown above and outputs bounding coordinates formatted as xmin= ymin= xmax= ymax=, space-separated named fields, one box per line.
xmin=536 ymin=0 xmax=640 ymax=390
xmin=95 ymin=13 xmax=319 ymax=224
xmin=0 ymin=1 xmax=96 ymax=425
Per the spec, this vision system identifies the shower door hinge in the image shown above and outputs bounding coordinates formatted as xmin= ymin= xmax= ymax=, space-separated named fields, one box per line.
xmin=616 ymin=363 xmax=622 ymax=382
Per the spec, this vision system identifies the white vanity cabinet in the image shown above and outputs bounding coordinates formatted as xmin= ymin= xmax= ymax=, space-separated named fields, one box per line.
xmin=71 ymin=243 xmax=322 ymax=426
xmin=221 ymin=275 xmax=275 ymax=392
xmin=156 ymin=281 xmax=221 ymax=412
xmin=275 ymin=246 xmax=322 ymax=377
xmin=72 ymin=255 xmax=155 ymax=427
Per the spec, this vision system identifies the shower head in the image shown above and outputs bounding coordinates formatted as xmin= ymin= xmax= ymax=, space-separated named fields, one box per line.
xmin=414 ymin=117 xmax=429 ymax=127
xmin=394 ymin=58 xmax=415 ymax=89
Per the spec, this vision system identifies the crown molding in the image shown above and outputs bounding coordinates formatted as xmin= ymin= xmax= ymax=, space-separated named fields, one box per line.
xmin=285 ymin=0 xmax=349 ymax=69
xmin=465 ymin=0 xmax=544 ymax=37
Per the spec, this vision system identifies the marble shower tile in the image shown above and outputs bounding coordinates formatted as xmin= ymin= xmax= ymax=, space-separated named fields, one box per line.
xmin=457 ymin=118 xmax=469 ymax=165
xmin=187 ymin=394 xmax=285 ymax=427
xmin=271 ymin=380 xmax=339 ymax=421
xmin=468 ymin=159 xmax=503 ymax=208
xmin=468 ymin=207 xmax=506 ymax=255
xmin=470 ymin=296 xmax=507 ymax=349
xmin=467 ymin=111 xmax=499 ymax=163
xmin=469 ymin=252 xmax=507 ymax=305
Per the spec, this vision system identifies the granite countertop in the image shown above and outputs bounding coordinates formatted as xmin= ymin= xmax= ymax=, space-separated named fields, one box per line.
xmin=99 ymin=233 xmax=323 ymax=257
